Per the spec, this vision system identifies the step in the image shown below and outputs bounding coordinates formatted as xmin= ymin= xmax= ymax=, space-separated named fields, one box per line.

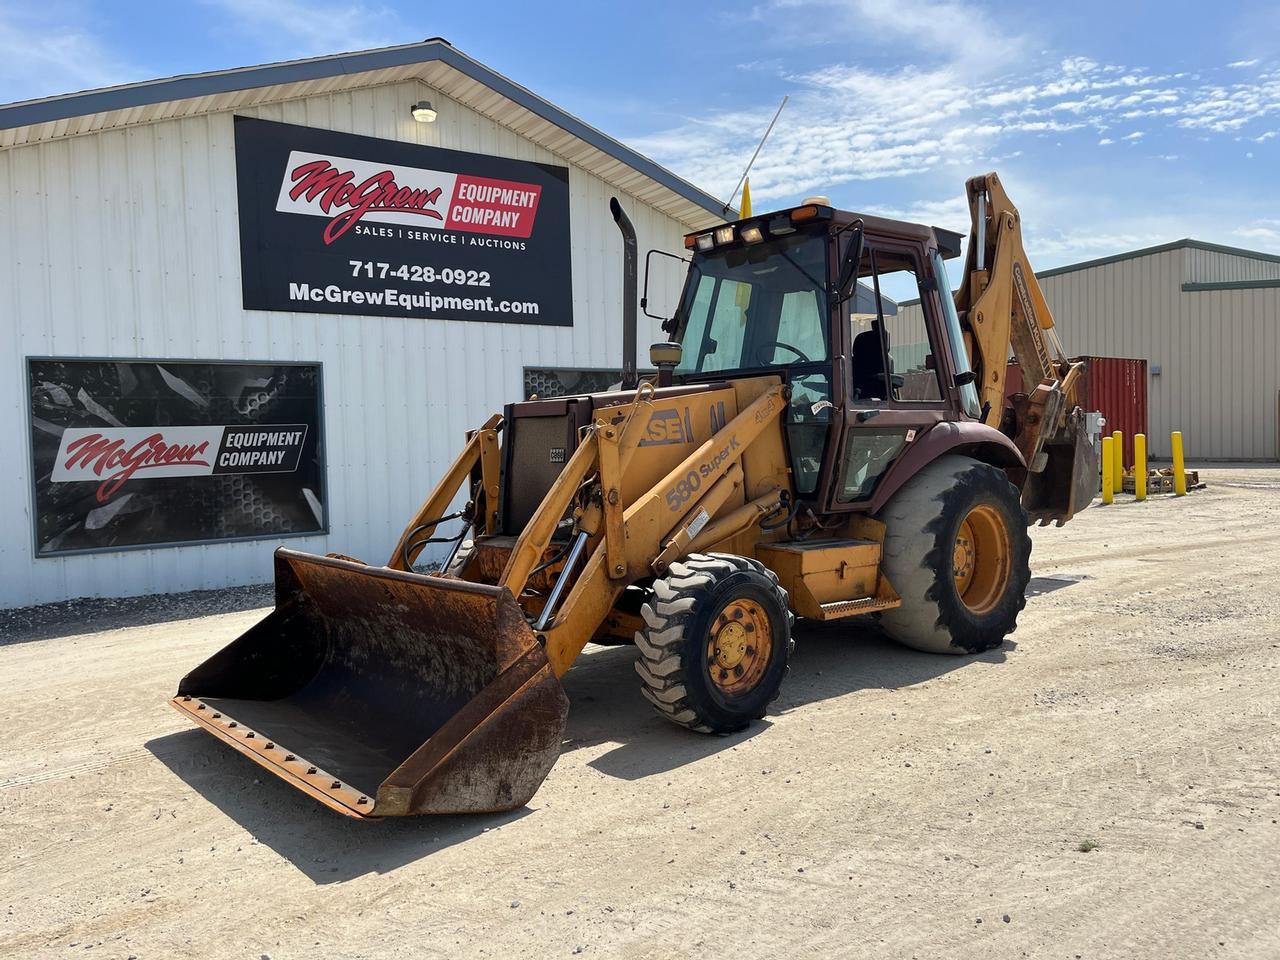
xmin=817 ymin=595 xmax=901 ymax=620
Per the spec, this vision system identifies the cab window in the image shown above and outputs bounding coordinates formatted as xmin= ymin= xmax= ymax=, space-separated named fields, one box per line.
xmin=676 ymin=230 xmax=829 ymax=376
xmin=850 ymin=248 xmax=944 ymax=403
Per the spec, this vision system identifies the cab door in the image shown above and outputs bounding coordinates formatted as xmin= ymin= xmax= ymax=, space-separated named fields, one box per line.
xmin=822 ymin=241 xmax=951 ymax=511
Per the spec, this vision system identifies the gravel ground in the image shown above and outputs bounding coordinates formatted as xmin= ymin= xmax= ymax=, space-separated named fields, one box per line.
xmin=1 ymin=464 xmax=1279 ymax=959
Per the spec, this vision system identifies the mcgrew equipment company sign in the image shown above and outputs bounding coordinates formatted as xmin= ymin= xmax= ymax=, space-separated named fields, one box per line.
xmin=28 ymin=358 xmax=325 ymax=556
xmin=234 ymin=116 xmax=573 ymax=326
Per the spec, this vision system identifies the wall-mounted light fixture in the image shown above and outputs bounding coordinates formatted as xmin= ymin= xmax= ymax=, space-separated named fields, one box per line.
xmin=411 ymin=100 xmax=437 ymax=123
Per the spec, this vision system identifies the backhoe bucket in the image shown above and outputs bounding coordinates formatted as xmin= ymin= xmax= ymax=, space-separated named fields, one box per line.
xmin=1022 ymin=414 xmax=1099 ymax=526
xmin=171 ymin=549 xmax=569 ymax=818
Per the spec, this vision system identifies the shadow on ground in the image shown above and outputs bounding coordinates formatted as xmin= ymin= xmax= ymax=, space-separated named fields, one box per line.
xmin=147 ymin=614 xmax=1014 ymax=884
xmin=564 ymin=619 xmax=1013 ymax=783
xmin=146 ymin=727 xmax=530 ymax=885
xmin=1026 ymin=574 xmax=1089 ymax=598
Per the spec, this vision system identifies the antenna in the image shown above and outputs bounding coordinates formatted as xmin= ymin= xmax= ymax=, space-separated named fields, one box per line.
xmin=724 ymin=95 xmax=788 ymax=217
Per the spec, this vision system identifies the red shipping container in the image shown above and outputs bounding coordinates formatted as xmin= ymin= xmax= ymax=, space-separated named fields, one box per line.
xmin=1004 ymin=356 xmax=1148 ymax=467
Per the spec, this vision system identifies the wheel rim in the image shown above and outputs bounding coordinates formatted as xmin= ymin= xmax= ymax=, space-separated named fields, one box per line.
xmin=952 ymin=504 xmax=1012 ymax=615
xmin=706 ymin=598 xmax=773 ymax=697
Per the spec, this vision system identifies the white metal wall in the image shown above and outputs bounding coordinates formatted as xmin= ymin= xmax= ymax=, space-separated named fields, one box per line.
xmin=899 ymin=247 xmax=1280 ymax=462
xmin=0 ymin=80 xmax=693 ymax=608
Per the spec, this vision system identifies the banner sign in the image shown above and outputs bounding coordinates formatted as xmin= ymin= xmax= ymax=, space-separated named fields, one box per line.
xmin=28 ymin=359 xmax=325 ymax=556
xmin=234 ymin=116 xmax=573 ymax=326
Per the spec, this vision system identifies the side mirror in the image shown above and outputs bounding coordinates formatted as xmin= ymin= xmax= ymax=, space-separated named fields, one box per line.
xmin=954 ymin=370 xmax=977 ymax=387
xmin=650 ymin=341 xmax=683 ymax=387
xmin=643 ymin=248 xmax=691 ymax=327
xmin=834 ymin=219 xmax=865 ymax=305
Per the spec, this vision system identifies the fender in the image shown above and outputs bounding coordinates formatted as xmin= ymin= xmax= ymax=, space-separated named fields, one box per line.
xmin=867 ymin=420 xmax=1026 ymax=514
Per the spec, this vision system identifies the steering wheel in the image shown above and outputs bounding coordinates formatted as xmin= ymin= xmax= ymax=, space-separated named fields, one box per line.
xmin=754 ymin=340 xmax=813 ymax=365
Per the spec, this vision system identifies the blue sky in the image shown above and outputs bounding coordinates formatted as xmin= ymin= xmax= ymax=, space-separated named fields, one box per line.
xmin=2 ymin=0 xmax=1278 ymax=267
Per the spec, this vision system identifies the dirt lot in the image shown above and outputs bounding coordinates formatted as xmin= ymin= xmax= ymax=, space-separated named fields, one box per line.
xmin=3 ymin=465 xmax=1279 ymax=959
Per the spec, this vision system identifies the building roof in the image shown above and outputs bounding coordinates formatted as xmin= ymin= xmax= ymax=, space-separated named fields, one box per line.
xmin=1035 ymin=237 xmax=1280 ymax=280
xmin=0 ymin=38 xmax=727 ymax=230
xmin=900 ymin=236 xmax=1280 ymax=306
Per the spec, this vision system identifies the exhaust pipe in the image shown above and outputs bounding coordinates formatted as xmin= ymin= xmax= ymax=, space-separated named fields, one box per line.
xmin=610 ymin=197 xmax=638 ymax=390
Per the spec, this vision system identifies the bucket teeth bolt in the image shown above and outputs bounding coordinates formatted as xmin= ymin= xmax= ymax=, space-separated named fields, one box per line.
xmin=331 ymin=780 xmax=342 ymax=790
xmin=228 ymin=721 xmax=238 ymax=728
xmin=182 ymin=695 xmax=192 ymax=701
xmin=307 ymin=766 xmax=317 ymax=774
xmin=357 ymin=797 xmax=368 ymax=805
xmin=245 ymin=731 xmax=255 ymax=739
xmin=284 ymin=754 xmax=295 ymax=762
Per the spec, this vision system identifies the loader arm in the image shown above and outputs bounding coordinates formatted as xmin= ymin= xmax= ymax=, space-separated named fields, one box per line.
xmin=953 ymin=172 xmax=1096 ymax=524
xmin=537 ymin=381 xmax=788 ymax=676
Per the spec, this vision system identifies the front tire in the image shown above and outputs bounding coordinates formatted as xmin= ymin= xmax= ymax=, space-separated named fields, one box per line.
xmin=635 ymin=553 xmax=794 ymax=733
xmin=876 ymin=455 xmax=1031 ymax=655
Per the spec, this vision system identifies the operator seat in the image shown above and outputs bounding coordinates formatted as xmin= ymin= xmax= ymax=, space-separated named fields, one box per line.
xmin=851 ymin=328 xmax=893 ymax=401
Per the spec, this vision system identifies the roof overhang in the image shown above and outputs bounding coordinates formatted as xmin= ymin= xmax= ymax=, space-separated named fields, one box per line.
xmin=0 ymin=39 xmax=727 ymax=230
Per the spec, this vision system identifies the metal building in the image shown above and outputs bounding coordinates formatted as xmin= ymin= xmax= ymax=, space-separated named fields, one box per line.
xmin=901 ymin=239 xmax=1280 ymax=462
xmin=0 ymin=40 xmax=724 ymax=610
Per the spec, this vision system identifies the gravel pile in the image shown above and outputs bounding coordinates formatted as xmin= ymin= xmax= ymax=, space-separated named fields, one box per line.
xmin=0 ymin=583 xmax=273 ymax=646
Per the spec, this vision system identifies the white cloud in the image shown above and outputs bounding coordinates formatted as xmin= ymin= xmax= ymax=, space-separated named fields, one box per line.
xmin=1236 ymin=219 xmax=1280 ymax=243
xmin=205 ymin=0 xmax=401 ymax=57
xmin=1228 ymin=58 xmax=1260 ymax=68
xmin=631 ymin=9 xmax=1280 ymax=208
xmin=0 ymin=6 xmax=140 ymax=102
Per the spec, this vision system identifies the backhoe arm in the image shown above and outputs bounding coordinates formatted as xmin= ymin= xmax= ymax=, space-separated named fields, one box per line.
xmin=953 ymin=172 xmax=1096 ymax=525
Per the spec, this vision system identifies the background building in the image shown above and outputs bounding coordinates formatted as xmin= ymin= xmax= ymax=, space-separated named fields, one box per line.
xmin=900 ymin=239 xmax=1280 ymax=462
xmin=0 ymin=40 xmax=723 ymax=609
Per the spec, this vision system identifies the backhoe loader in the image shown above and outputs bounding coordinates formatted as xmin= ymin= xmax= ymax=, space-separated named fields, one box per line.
xmin=172 ymin=172 xmax=1096 ymax=818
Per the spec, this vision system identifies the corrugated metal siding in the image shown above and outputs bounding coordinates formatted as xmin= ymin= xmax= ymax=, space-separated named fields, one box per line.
xmin=894 ymin=247 xmax=1279 ymax=462
xmin=1040 ymin=250 xmax=1279 ymax=462
xmin=1183 ymin=247 xmax=1280 ymax=283
xmin=1003 ymin=357 xmax=1149 ymax=467
xmin=1081 ymin=357 xmax=1148 ymax=467
xmin=0 ymin=80 xmax=692 ymax=608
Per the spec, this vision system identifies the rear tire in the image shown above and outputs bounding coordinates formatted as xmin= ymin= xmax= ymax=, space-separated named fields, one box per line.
xmin=635 ymin=553 xmax=794 ymax=733
xmin=875 ymin=455 xmax=1031 ymax=655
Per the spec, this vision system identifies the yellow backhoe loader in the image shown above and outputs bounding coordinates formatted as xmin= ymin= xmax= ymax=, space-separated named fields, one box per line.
xmin=172 ymin=172 xmax=1095 ymax=817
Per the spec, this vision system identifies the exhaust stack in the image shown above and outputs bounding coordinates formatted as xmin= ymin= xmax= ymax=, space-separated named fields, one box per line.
xmin=610 ymin=197 xmax=638 ymax=389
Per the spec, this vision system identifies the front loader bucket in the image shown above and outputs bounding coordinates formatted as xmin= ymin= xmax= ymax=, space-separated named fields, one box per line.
xmin=171 ymin=549 xmax=569 ymax=818
xmin=1022 ymin=415 xmax=1099 ymax=526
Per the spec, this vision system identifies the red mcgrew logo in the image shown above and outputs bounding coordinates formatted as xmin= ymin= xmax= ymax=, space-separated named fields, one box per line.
xmin=52 ymin=425 xmax=307 ymax=503
xmin=279 ymin=151 xmax=542 ymax=245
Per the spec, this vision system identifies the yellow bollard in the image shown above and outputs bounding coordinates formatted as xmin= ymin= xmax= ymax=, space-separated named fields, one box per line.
xmin=1134 ymin=433 xmax=1147 ymax=501
xmin=1101 ymin=436 xmax=1115 ymax=504
xmin=1112 ymin=430 xmax=1125 ymax=492
xmin=1171 ymin=431 xmax=1188 ymax=496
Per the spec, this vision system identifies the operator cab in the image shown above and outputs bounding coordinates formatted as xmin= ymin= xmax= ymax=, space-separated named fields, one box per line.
xmin=663 ymin=201 xmax=978 ymax=513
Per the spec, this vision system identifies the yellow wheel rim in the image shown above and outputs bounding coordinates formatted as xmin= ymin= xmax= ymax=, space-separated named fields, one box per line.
xmin=706 ymin=598 xmax=772 ymax=697
xmin=953 ymin=504 xmax=1012 ymax=615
